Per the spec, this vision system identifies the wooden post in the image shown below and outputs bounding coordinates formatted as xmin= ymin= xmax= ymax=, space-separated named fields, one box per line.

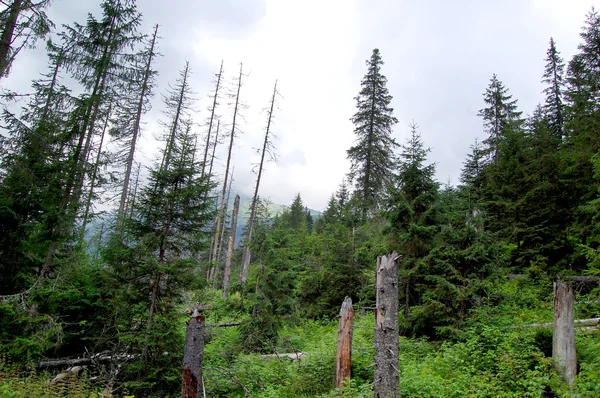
xmin=222 ymin=195 xmax=240 ymax=299
xmin=335 ymin=296 xmax=354 ymax=388
xmin=374 ymin=252 xmax=399 ymax=398
xmin=553 ymin=282 xmax=577 ymax=387
xmin=182 ymin=306 xmax=205 ymax=398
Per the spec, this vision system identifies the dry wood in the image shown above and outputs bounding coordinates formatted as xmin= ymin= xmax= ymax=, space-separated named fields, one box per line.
xmin=222 ymin=194 xmax=240 ymax=299
xmin=520 ymin=317 xmax=600 ymax=329
xmin=374 ymin=252 xmax=400 ymax=398
xmin=335 ymin=296 xmax=354 ymax=388
xmin=260 ymin=352 xmax=307 ymax=360
xmin=182 ymin=306 xmax=205 ymax=398
xmin=553 ymin=282 xmax=577 ymax=387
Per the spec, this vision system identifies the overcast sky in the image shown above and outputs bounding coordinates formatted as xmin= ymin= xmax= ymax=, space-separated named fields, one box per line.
xmin=4 ymin=0 xmax=600 ymax=211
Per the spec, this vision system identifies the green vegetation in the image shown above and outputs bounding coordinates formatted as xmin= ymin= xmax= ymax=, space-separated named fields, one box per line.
xmin=2 ymin=1 xmax=600 ymax=397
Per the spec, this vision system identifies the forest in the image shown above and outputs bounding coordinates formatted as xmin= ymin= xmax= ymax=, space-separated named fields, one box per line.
xmin=1 ymin=0 xmax=600 ymax=397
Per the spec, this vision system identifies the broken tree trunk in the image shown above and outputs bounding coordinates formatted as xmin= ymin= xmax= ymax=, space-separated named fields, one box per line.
xmin=374 ymin=252 xmax=399 ymax=398
xmin=222 ymin=194 xmax=240 ymax=299
xmin=182 ymin=306 xmax=205 ymax=398
xmin=335 ymin=296 xmax=354 ymax=388
xmin=553 ymin=282 xmax=577 ymax=387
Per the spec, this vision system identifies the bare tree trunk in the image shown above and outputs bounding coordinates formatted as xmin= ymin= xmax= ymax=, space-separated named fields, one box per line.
xmin=182 ymin=306 xmax=205 ymax=398
xmin=0 ymin=0 xmax=24 ymax=78
xmin=374 ymin=252 xmax=399 ymax=398
xmin=335 ymin=296 xmax=354 ymax=388
xmin=240 ymin=80 xmax=278 ymax=283
xmin=118 ymin=24 xmax=159 ymax=220
xmin=222 ymin=195 xmax=240 ymax=299
xmin=80 ymin=104 xmax=112 ymax=244
xmin=201 ymin=61 xmax=224 ymax=179
xmin=206 ymin=120 xmax=220 ymax=185
xmin=553 ymin=282 xmax=577 ymax=387
xmin=212 ymin=63 xmax=244 ymax=273
xmin=210 ymin=167 xmax=233 ymax=281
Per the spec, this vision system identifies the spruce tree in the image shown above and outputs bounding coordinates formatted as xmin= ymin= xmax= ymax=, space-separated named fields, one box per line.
xmin=347 ymin=48 xmax=398 ymax=221
xmin=386 ymin=123 xmax=438 ymax=322
xmin=478 ymin=74 xmax=523 ymax=163
xmin=542 ymin=38 xmax=566 ymax=140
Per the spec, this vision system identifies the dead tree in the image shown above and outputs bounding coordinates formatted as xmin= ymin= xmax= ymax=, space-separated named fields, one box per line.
xmin=335 ymin=296 xmax=354 ymax=388
xmin=240 ymin=80 xmax=279 ymax=283
xmin=553 ymin=282 xmax=577 ymax=387
xmin=182 ymin=306 xmax=205 ymax=398
xmin=374 ymin=252 xmax=399 ymax=398
xmin=211 ymin=63 xmax=244 ymax=275
xmin=79 ymin=104 xmax=111 ymax=244
xmin=222 ymin=194 xmax=240 ymax=299
xmin=117 ymin=24 xmax=159 ymax=220
xmin=201 ymin=60 xmax=224 ymax=180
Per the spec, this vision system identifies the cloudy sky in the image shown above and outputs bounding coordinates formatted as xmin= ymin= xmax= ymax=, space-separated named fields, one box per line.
xmin=4 ymin=0 xmax=600 ymax=211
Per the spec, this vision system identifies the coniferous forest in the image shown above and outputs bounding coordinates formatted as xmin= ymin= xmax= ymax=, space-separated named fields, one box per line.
xmin=1 ymin=1 xmax=600 ymax=397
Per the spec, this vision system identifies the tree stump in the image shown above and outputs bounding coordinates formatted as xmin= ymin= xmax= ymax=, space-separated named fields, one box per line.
xmin=335 ymin=296 xmax=354 ymax=388
xmin=553 ymin=282 xmax=577 ymax=387
xmin=182 ymin=306 xmax=205 ymax=398
xmin=374 ymin=252 xmax=399 ymax=398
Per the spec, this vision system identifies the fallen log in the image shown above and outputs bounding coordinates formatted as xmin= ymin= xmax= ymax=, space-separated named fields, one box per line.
xmin=260 ymin=352 xmax=307 ymax=360
xmin=521 ymin=318 xmax=600 ymax=329
xmin=39 ymin=353 xmax=135 ymax=368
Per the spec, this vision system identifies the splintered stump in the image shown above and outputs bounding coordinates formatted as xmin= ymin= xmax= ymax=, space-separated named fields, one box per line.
xmin=553 ymin=282 xmax=576 ymax=387
xmin=182 ymin=307 xmax=205 ymax=398
xmin=335 ymin=296 xmax=354 ymax=388
xmin=374 ymin=252 xmax=399 ymax=398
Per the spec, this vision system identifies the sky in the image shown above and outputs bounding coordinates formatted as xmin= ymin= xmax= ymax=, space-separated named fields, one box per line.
xmin=3 ymin=0 xmax=600 ymax=211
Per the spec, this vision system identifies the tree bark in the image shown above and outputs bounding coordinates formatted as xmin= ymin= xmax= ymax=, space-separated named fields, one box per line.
xmin=0 ymin=0 xmax=24 ymax=78
xmin=222 ymin=194 xmax=240 ymax=299
xmin=374 ymin=252 xmax=399 ymax=398
xmin=553 ymin=282 xmax=577 ymax=387
xmin=182 ymin=306 xmax=205 ymax=398
xmin=335 ymin=296 xmax=354 ymax=388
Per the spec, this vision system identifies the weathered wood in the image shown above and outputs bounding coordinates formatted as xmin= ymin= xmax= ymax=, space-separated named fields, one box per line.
xmin=222 ymin=194 xmax=240 ymax=299
xmin=260 ymin=352 xmax=307 ymax=360
xmin=520 ymin=317 xmax=600 ymax=329
xmin=335 ymin=296 xmax=354 ymax=388
xmin=374 ymin=252 xmax=399 ymax=398
xmin=553 ymin=282 xmax=577 ymax=387
xmin=182 ymin=307 xmax=205 ymax=398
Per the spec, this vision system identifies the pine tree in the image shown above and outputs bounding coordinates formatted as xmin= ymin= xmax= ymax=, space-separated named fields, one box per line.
xmin=386 ymin=123 xmax=438 ymax=321
xmin=347 ymin=48 xmax=398 ymax=221
xmin=542 ymin=38 xmax=566 ymax=140
xmin=459 ymin=139 xmax=486 ymax=211
xmin=0 ymin=48 xmax=73 ymax=293
xmin=477 ymin=74 xmax=523 ymax=163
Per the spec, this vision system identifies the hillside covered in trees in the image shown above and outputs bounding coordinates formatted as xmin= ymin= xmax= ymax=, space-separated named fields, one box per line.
xmin=1 ymin=1 xmax=600 ymax=397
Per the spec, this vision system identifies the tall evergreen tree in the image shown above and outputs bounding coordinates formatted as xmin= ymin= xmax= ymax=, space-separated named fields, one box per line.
xmin=386 ymin=123 xmax=438 ymax=321
xmin=347 ymin=48 xmax=398 ymax=221
xmin=542 ymin=38 xmax=566 ymax=140
xmin=477 ymin=74 xmax=523 ymax=162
